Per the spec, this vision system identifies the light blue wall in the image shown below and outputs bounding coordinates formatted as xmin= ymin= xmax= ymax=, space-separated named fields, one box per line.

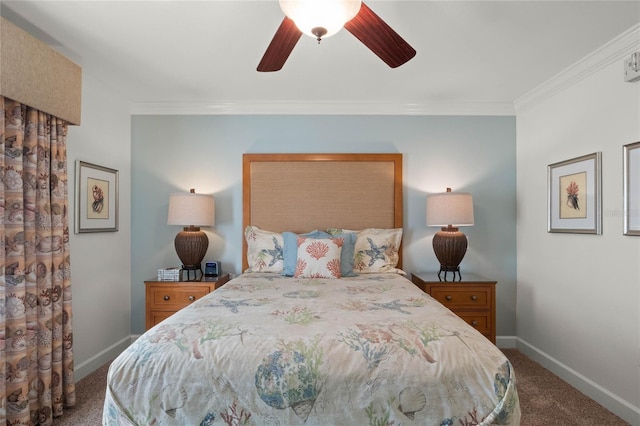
xmin=131 ymin=115 xmax=516 ymax=336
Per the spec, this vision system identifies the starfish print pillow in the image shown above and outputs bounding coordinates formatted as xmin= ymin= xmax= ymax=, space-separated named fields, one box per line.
xmin=244 ymin=225 xmax=284 ymax=273
xmin=330 ymin=228 xmax=404 ymax=274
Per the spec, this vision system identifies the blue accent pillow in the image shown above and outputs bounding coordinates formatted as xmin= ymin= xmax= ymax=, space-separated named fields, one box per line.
xmin=282 ymin=231 xmax=357 ymax=277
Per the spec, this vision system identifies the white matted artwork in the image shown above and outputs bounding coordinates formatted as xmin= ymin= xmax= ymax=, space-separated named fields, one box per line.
xmin=547 ymin=152 xmax=602 ymax=234
xmin=624 ymin=141 xmax=640 ymax=236
xmin=75 ymin=160 xmax=119 ymax=233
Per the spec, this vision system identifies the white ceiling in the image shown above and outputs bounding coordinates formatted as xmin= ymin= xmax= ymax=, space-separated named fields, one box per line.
xmin=2 ymin=1 xmax=639 ymax=114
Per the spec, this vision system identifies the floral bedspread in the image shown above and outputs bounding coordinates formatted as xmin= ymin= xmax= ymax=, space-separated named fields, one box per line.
xmin=103 ymin=273 xmax=520 ymax=425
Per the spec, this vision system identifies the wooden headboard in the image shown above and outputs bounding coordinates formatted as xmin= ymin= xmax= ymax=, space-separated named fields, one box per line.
xmin=242 ymin=153 xmax=403 ymax=271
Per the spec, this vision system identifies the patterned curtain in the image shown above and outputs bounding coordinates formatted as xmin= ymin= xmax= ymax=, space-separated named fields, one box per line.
xmin=0 ymin=96 xmax=75 ymax=425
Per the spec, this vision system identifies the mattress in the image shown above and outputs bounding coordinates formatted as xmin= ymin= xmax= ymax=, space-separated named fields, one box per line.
xmin=103 ymin=272 xmax=520 ymax=425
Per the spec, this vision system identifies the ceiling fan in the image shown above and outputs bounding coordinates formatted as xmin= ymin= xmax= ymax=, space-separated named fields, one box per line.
xmin=257 ymin=0 xmax=416 ymax=72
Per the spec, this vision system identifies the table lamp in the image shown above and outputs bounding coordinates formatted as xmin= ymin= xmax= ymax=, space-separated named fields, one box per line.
xmin=426 ymin=187 xmax=474 ymax=281
xmin=167 ymin=189 xmax=215 ymax=280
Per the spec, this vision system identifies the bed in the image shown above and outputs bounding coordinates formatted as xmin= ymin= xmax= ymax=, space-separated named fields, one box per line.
xmin=103 ymin=153 xmax=520 ymax=425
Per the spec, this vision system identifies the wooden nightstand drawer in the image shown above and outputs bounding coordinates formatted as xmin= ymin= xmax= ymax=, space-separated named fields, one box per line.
xmin=429 ymin=287 xmax=490 ymax=309
xmin=151 ymin=286 xmax=209 ymax=307
xmin=149 ymin=311 xmax=174 ymax=326
xmin=456 ymin=312 xmax=490 ymax=334
xmin=411 ymin=272 xmax=496 ymax=344
xmin=145 ymin=274 xmax=230 ymax=330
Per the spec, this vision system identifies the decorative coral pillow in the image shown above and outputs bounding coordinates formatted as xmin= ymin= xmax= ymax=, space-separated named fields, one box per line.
xmin=244 ymin=225 xmax=284 ymax=273
xmin=281 ymin=230 xmax=327 ymax=276
xmin=294 ymin=237 xmax=343 ymax=279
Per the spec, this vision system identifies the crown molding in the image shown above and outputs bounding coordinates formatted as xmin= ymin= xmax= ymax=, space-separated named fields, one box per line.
xmin=515 ymin=24 xmax=640 ymax=113
xmin=130 ymin=100 xmax=515 ymax=116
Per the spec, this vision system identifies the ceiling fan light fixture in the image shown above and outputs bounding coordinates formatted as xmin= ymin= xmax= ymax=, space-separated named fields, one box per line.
xmin=279 ymin=0 xmax=362 ymax=40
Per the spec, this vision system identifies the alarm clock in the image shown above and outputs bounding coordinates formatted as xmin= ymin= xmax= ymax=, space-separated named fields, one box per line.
xmin=204 ymin=261 xmax=221 ymax=277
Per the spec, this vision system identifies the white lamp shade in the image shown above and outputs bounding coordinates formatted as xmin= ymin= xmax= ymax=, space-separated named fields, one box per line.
xmin=426 ymin=191 xmax=474 ymax=227
xmin=167 ymin=192 xmax=215 ymax=227
xmin=279 ymin=0 xmax=362 ymax=39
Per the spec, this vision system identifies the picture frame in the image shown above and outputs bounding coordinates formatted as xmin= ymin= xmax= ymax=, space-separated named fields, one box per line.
xmin=547 ymin=152 xmax=602 ymax=234
xmin=75 ymin=160 xmax=119 ymax=233
xmin=624 ymin=141 xmax=640 ymax=236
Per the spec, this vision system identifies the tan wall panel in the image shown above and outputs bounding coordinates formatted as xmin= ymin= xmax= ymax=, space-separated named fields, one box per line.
xmin=1 ymin=17 xmax=81 ymax=125
xmin=250 ymin=161 xmax=396 ymax=233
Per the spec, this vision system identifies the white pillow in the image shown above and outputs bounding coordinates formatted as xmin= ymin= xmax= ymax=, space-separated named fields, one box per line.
xmin=294 ymin=237 xmax=343 ymax=279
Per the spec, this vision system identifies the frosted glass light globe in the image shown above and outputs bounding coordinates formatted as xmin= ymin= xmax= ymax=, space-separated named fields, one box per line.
xmin=279 ymin=0 xmax=362 ymax=39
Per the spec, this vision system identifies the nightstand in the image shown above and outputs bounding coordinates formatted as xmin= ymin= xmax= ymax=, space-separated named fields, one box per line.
xmin=145 ymin=274 xmax=230 ymax=330
xmin=411 ymin=272 xmax=496 ymax=344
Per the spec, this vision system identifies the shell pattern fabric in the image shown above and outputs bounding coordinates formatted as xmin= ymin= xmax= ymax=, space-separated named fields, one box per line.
xmin=103 ymin=273 xmax=520 ymax=425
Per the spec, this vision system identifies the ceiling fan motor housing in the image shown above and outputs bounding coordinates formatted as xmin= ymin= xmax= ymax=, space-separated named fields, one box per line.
xmin=311 ymin=27 xmax=328 ymax=42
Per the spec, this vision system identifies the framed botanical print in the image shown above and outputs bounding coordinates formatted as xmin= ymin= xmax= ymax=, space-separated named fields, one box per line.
xmin=75 ymin=160 xmax=119 ymax=233
xmin=624 ymin=141 xmax=640 ymax=236
xmin=548 ymin=152 xmax=602 ymax=234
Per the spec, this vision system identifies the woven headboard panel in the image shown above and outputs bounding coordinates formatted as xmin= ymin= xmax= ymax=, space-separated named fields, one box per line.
xmin=242 ymin=153 xmax=403 ymax=271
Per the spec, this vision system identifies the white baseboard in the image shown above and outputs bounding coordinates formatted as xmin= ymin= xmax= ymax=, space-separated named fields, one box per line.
xmin=73 ymin=336 xmax=133 ymax=382
xmin=496 ymin=335 xmax=517 ymax=349
xmin=516 ymin=338 xmax=640 ymax=426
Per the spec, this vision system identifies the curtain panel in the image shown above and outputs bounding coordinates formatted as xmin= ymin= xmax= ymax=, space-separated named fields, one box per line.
xmin=1 ymin=96 xmax=75 ymax=425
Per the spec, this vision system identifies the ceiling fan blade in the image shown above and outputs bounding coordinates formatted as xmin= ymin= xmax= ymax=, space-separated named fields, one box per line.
xmin=344 ymin=2 xmax=416 ymax=68
xmin=257 ymin=17 xmax=303 ymax=72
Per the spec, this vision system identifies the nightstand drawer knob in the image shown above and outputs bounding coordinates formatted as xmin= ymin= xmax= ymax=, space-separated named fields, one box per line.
xmin=445 ymin=295 xmax=452 ymax=301
xmin=188 ymin=295 xmax=195 ymax=302
xmin=163 ymin=295 xmax=170 ymax=301
xmin=471 ymin=320 xmax=478 ymax=326
xmin=471 ymin=295 xmax=478 ymax=301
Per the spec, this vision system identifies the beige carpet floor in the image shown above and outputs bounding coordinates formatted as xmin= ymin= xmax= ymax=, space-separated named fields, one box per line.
xmin=53 ymin=361 xmax=110 ymax=426
xmin=53 ymin=349 xmax=630 ymax=425
xmin=501 ymin=349 xmax=629 ymax=426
